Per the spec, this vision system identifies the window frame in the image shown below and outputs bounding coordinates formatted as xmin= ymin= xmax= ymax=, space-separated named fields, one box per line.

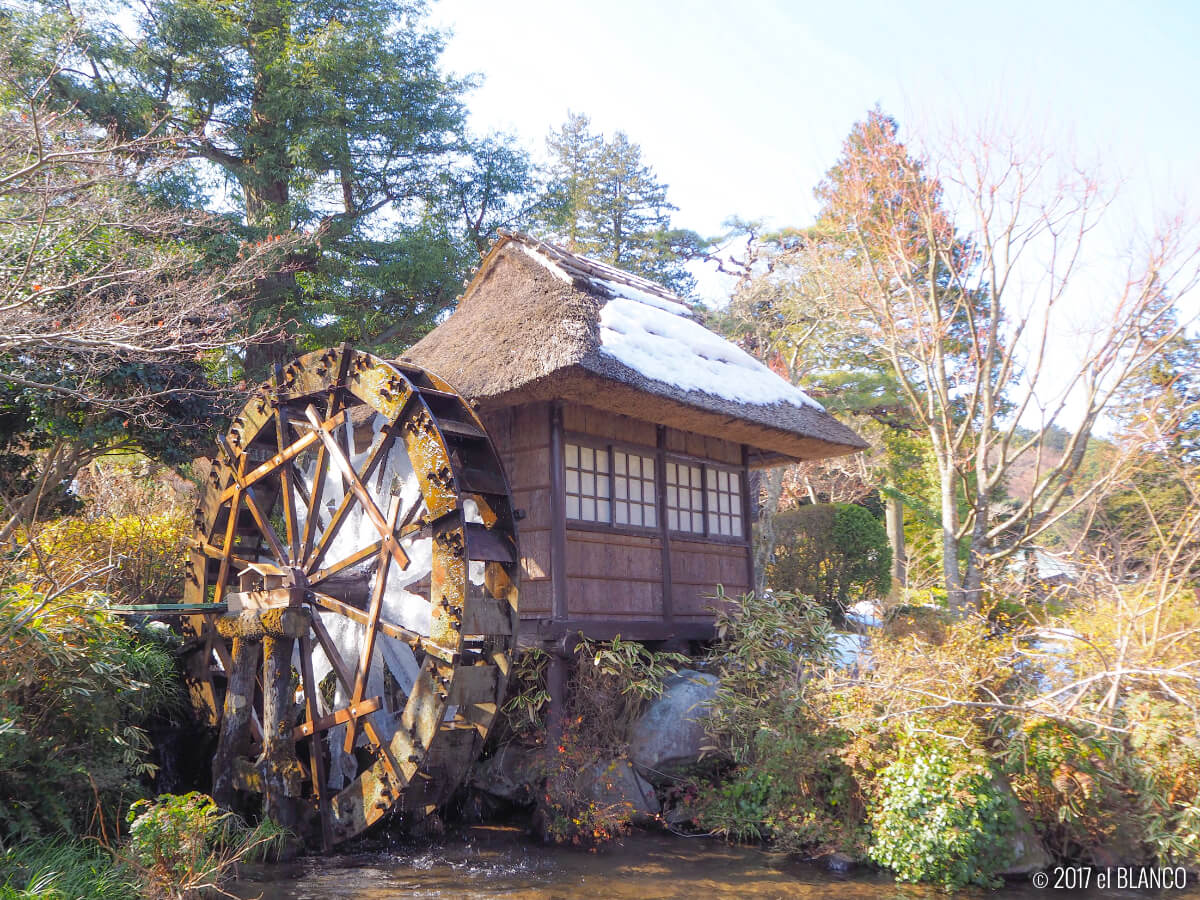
xmin=562 ymin=434 xmax=660 ymax=537
xmin=665 ymin=452 xmax=746 ymax=543
xmin=561 ymin=431 xmax=749 ymax=545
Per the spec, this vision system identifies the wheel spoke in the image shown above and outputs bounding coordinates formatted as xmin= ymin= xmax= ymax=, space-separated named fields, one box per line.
xmin=273 ymin=381 xmax=300 ymax=563
xmin=344 ymin=495 xmax=401 ymax=753
xmin=217 ymin=435 xmax=290 ymax=567
xmin=308 ymin=609 xmax=404 ymax=785
xmin=304 ymin=404 xmax=410 ymax=573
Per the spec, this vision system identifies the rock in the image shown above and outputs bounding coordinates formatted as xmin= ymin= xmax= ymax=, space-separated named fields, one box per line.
xmin=629 ymin=669 xmax=721 ymax=784
xmin=582 ymin=758 xmax=660 ymax=825
xmin=662 ymin=802 xmax=696 ymax=828
xmin=469 ymin=744 xmax=542 ymax=805
xmin=998 ymin=782 xmax=1051 ymax=877
xmin=824 ymin=852 xmax=857 ymax=874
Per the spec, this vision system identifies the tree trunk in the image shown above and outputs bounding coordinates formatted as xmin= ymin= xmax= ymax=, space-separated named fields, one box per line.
xmin=937 ymin=458 xmax=966 ymax=611
xmin=885 ymin=493 xmax=906 ymax=599
xmin=753 ymin=467 xmax=786 ymax=595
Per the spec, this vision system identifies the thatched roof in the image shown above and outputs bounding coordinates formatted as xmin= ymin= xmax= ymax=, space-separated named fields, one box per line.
xmin=402 ymin=232 xmax=866 ymax=466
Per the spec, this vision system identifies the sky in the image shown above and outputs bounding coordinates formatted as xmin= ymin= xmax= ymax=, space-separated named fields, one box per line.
xmin=432 ymin=0 xmax=1200 ymax=303
xmin=427 ymin=0 xmax=1200 ymax=427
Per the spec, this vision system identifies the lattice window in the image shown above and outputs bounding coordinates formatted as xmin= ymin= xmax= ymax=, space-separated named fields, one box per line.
xmin=565 ymin=443 xmax=610 ymax=523
xmin=613 ymin=449 xmax=657 ymax=528
xmin=706 ymin=467 xmax=743 ymax=538
xmin=666 ymin=460 xmax=705 ymax=534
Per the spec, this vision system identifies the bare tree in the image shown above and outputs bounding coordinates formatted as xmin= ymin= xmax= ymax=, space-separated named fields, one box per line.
xmin=806 ymin=111 xmax=1200 ymax=611
xmin=0 ymin=54 xmax=301 ymax=544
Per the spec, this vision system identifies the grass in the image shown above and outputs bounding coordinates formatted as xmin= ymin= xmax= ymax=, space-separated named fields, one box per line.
xmin=0 ymin=839 xmax=137 ymax=900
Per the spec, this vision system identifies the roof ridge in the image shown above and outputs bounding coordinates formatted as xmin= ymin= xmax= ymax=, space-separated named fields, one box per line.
xmin=499 ymin=230 xmax=686 ymax=305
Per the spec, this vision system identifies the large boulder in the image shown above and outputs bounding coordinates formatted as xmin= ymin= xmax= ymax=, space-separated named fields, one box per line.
xmin=998 ymin=781 xmax=1051 ymax=877
xmin=629 ymin=669 xmax=721 ymax=785
xmin=469 ymin=744 xmax=542 ymax=804
xmin=582 ymin=758 xmax=660 ymax=825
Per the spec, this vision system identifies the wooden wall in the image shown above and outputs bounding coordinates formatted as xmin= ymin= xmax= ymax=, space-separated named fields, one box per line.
xmin=479 ymin=402 xmax=552 ymax=618
xmin=482 ymin=401 xmax=752 ymax=639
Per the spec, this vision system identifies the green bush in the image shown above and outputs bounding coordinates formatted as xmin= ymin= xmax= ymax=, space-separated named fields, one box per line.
xmin=765 ymin=503 xmax=891 ymax=618
xmin=868 ymin=733 xmax=1013 ymax=890
xmin=124 ymin=792 xmax=289 ymax=899
xmin=698 ymin=589 xmax=867 ymax=855
xmin=0 ymin=586 xmax=182 ymax=841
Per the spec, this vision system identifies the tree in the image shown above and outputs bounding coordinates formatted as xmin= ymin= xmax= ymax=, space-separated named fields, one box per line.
xmin=15 ymin=0 xmax=535 ymax=371
xmin=709 ymin=221 xmax=921 ymax=597
xmin=536 ymin=113 xmax=703 ymax=295
xmin=0 ymin=53 xmax=294 ymax=545
xmin=764 ymin=503 xmax=891 ymax=619
xmin=805 ymin=110 xmax=1200 ymax=610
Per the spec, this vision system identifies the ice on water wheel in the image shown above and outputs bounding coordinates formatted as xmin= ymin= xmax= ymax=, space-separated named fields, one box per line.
xmin=180 ymin=347 xmax=518 ymax=848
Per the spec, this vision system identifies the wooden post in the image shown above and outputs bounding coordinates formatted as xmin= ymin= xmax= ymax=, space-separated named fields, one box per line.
xmin=262 ymin=632 xmax=303 ymax=829
xmin=741 ymin=445 xmax=755 ymax=593
xmin=656 ymin=426 xmax=674 ymax=626
xmin=548 ymin=402 xmax=567 ymax=624
xmin=213 ymin=637 xmax=259 ymax=810
xmin=546 ymin=403 xmax=570 ymax=740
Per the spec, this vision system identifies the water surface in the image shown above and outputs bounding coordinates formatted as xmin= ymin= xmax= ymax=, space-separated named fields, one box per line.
xmin=232 ymin=824 xmax=1199 ymax=899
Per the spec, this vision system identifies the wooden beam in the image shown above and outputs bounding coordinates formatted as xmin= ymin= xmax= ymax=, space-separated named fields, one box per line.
xmin=295 ymin=696 xmax=383 ymax=740
xmin=217 ymin=410 xmax=346 ymax=503
xmin=217 ymin=436 xmax=290 ymax=566
xmin=308 ymin=612 xmax=405 ymax=786
xmin=536 ymin=617 xmax=716 ymax=643
xmin=309 ymin=592 xmax=454 ymax=663
xmin=298 ymin=634 xmax=333 ymax=850
xmin=212 ymin=454 xmax=245 ymax=608
xmin=656 ymin=425 xmax=674 ymax=625
xmin=344 ymin=496 xmax=401 ymax=753
xmin=273 ymin=376 xmax=301 ymax=564
xmin=548 ymin=403 xmax=568 ymax=622
xmin=303 ymin=404 xmax=409 ymax=574
xmin=741 ymin=444 xmax=755 ymax=592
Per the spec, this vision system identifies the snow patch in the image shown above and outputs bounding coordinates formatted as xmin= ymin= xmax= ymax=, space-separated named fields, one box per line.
xmin=517 ymin=243 xmax=572 ymax=284
xmin=596 ymin=277 xmax=692 ymax=316
xmin=598 ymin=298 xmax=823 ymax=410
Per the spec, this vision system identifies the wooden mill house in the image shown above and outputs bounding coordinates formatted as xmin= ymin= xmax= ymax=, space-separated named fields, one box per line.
xmin=404 ymin=232 xmax=865 ymax=651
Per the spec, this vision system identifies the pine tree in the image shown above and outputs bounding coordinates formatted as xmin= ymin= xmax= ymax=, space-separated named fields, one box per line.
xmin=536 ymin=114 xmax=702 ymax=295
xmin=14 ymin=0 xmax=535 ymax=372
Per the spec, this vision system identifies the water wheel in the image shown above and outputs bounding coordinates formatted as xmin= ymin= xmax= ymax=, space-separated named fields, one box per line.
xmin=180 ymin=347 xmax=519 ymax=848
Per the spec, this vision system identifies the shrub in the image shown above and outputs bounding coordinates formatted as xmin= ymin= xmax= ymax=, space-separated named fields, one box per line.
xmin=697 ymin=589 xmax=868 ymax=855
xmin=21 ymin=511 xmax=191 ymax=605
xmin=0 ymin=586 xmax=182 ymax=841
xmin=867 ymin=732 xmax=1014 ymax=889
xmin=123 ymin=792 xmax=289 ymax=899
xmin=533 ymin=636 xmax=685 ymax=846
xmin=765 ymin=503 xmax=890 ymax=618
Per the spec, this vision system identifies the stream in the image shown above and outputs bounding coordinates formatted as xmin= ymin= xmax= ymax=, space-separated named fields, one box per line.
xmin=231 ymin=824 xmax=1200 ymax=899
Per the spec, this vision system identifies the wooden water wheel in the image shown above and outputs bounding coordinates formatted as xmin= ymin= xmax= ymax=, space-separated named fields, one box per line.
xmin=180 ymin=347 xmax=518 ymax=848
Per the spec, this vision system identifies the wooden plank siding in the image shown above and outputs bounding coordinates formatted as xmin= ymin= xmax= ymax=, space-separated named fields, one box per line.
xmin=479 ymin=402 xmax=552 ymax=617
xmin=483 ymin=401 xmax=753 ymax=640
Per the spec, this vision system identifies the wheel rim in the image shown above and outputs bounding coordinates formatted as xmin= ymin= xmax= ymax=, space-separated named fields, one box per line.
xmin=182 ymin=347 xmax=519 ymax=846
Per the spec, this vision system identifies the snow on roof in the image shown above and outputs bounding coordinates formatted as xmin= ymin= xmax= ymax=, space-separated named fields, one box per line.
xmin=521 ymin=243 xmax=823 ymax=411
xmin=599 ymin=297 xmax=823 ymax=410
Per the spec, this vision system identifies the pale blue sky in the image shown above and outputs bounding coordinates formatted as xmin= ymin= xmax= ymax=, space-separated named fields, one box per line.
xmin=435 ymin=0 xmax=1200 ymax=244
